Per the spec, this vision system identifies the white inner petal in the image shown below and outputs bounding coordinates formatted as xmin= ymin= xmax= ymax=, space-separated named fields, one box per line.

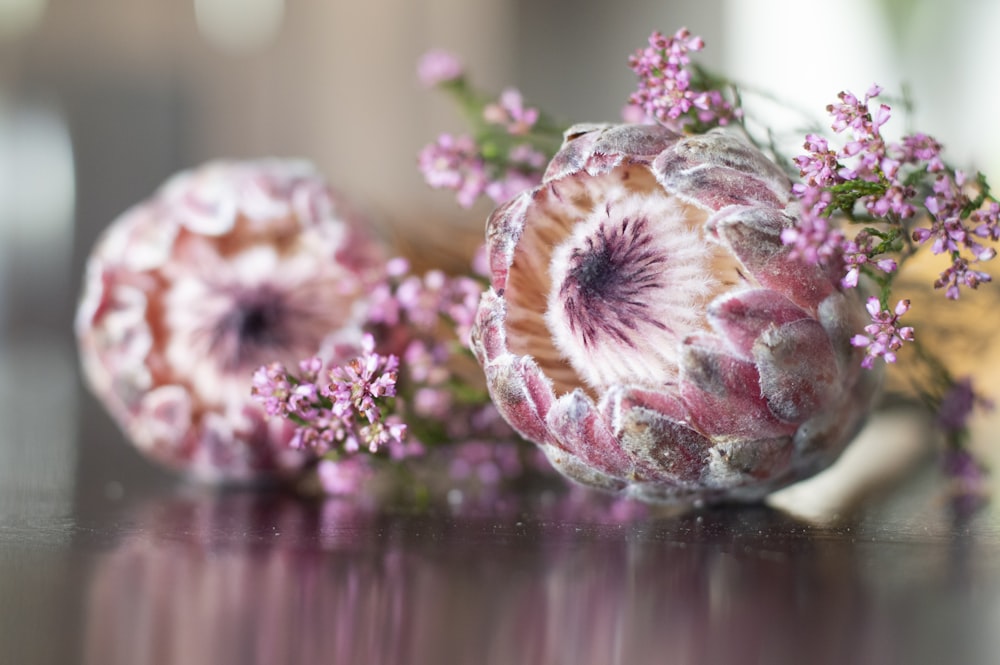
xmin=545 ymin=186 xmax=716 ymax=391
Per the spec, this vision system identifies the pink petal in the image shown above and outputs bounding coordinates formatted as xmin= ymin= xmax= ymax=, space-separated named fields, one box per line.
xmin=753 ymin=319 xmax=839 ymax=423
xmin=546 ymin=389 xmax=634 ymax=478
xmin=544 ymin=123 xmax=680 ymax=181
xmin=611 ymin=389 xmax=713 ymax=484
xmin=677 ymin=336 xmax=797 ymax=440
xmin=710 ymin=206 xmax=835 ymax=312
xmin=653 ymin=129 xmax=791 ymax=211
xmin=482 ymin=353 xmax=556 ymax=447
xmin=707 ymin=289 xmax=811 ymax=356
xmin=484 ymin=190 xmax=533 ymax=291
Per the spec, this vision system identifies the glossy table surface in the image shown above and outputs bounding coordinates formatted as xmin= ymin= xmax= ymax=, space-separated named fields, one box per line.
xmin=3 ymin=337 xmax=1000 ymax=665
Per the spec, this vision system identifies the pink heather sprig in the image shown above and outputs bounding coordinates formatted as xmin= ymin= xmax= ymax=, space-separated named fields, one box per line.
xmin=365 ymin=258 xmax=529 ymax=453
xmin=915 ymin=361 xmax=994 ymax=507
xmin=251 ymin=334 xmax=411 ymax=459
xmin=367 ymin=258 xmax=482 ymax=348
xmin=417 ymin=50 xmax=563 ymax=209
xmin=781 ymin=83 xmax=997 ymax=488
xmin=786 ymin=84 xmax=999 ymax=307
xmin=418 ymin=134 xmax=489 ymax=209
xmin=253 ymin=255 xmax=535 ymax=497
xmin=627 ymin=28 xmax=741 ymax=133
xmin=417 ymin=49 xmax=464 ymax=88
xmin=483 ymin=88 xmax=540 ymax=136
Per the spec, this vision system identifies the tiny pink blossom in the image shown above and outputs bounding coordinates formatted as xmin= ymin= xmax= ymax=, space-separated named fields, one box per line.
xmin=483 ymin=88 xmax=540 ymax=135
xmin=418 ymin=134 xmax=488 ymax=208
xmin=934 ymin=257 xmax=992 ymax=299
xmin=417 ymin=49 xmax=464 ymax=87
xmin=253 ymin=334 xmax=405 ymax=457
xmin=851 ymin=297 xmax=915 ymax=369
xmin=839 ymin=231 xmax=897 ymax=289
xmin=780 ymin=201 xmax=844 ymax=267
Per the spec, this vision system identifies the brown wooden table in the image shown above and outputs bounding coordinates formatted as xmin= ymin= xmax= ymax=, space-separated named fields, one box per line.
xmin=3 ymin=337 xmax=999 ymax=665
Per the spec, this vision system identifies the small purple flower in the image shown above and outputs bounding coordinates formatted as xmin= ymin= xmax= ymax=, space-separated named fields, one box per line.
xmin=973 ymin=202 xmax=1000 ymax=242
xmin=417 ymin=134 xmax=488 ymax=208
xmin=416 ymin=49 xmax=464 ymax=87
xmin=934 ymin=256 xmax=992 ymax=299
xmin=893 ymin=132 xmax=944 ymax=171
xmin=780 ymin=200 xmax=844 ymax=267
xmin=252 ymin=334 xmax=407 ymax=458
xmin=840 ymin=231 xmax=897 ymax=289
xmin=850 ymin=297 xmax=915 ymax=369
xmin=827 ymin=85 xmax=887 ymax=136
xmin=866 ymin=182 xmax=916 ymax=219
xmin=794 ymin=134 xmax=841 ymax=189
xmin=250 ymin=363 xmax=291 ymax=417
xmin=483 ymin=88 xmax=540 ymax=136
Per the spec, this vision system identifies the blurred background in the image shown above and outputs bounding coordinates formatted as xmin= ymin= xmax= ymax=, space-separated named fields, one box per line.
xmin=1 ymin=0 xmax=999 ymax=512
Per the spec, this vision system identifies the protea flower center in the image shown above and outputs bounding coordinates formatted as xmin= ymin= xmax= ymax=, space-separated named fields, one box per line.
xmin=506 ymin=168 xmax=742 ymax=394
xmin=213 ymin=289 xmax=290 ymax=368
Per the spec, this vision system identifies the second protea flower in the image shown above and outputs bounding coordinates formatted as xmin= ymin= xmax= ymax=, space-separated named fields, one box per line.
xmin=471 ymin=123 xmax=881 ymax=504
xmin=76 ymin=159 xmax=386 ymax=482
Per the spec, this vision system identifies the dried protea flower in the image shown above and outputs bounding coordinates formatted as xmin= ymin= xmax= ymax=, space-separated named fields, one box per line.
xmin=471 ymin=123 xmax=881 ymax=505
xmin=76 ymin=159 xmax=386 ymax=482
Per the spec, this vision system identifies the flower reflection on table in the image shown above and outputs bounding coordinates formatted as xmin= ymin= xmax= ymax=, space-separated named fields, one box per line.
xmin=82 ymin=486 xmax=883 ymax=665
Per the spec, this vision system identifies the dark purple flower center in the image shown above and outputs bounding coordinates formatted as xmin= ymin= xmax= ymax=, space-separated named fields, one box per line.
xmin=559 ymin=215 xmax=669 ymax=348
xmin=212 ymin=289 xmax=290 ymax=369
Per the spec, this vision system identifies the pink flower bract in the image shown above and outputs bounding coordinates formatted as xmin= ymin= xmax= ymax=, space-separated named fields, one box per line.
xmin=471 ymin=124 xmax=881 ymax=505
xmin=76 ymin=159 xmax=386 ymax=482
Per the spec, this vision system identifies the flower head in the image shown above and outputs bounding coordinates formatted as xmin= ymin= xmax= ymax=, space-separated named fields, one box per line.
xmin=252 ymin=334 xmax=410 ymax=459
xmin=417 ymin=49 xmax=464 ymax=87
xmin=472 ymin=124 xmax=879 ymax=504
xmin=628 ymin=29 xmax=740 ymax=131
xmin=483 ymin=88 xmax=540 ymax=136
xmin=850 ymin=298 xmax=914 ymax=369
xmin=76 ymin=160 xmax=386 ymax=482
xmin=417 ymin=134 xmax=488 ymax=208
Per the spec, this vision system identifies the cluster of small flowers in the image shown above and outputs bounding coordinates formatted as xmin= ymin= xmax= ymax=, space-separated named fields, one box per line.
xmin=627 ymin=28 xmax=741 ymax=131
xmin=418 ymin=134 xmax=489 ymax=209
xmin=251 ymin=334 xmax=412 ymax=459
xmin=918 ymin=172 xmax=999 ymax=299
xmin=782 ymin=84 xmax=1000 ymax=368
xmin=366 ymin=257 xmax=481 ymax=346
xmin=417 ymin=50 xmax=552 ymax=209
xmin=252 ymin=255 xmax=530 ymax=494
xmin=366 ymin=258 xmax=509 ymax=439
xmin=850 ymin=298 xmax=915 ymax=370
